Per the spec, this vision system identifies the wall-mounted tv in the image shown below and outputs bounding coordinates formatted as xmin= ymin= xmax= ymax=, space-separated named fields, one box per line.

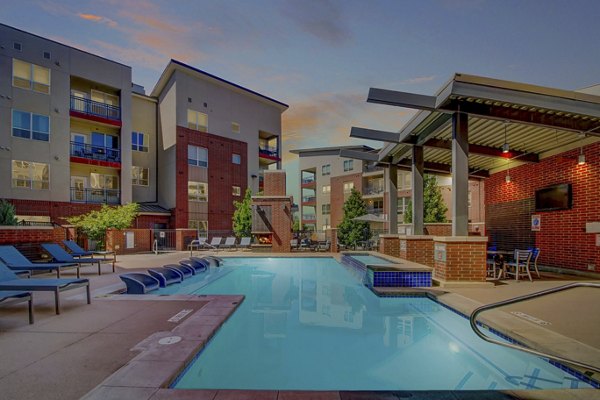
xmin=535 ymin=183 xmax=572 ymax=211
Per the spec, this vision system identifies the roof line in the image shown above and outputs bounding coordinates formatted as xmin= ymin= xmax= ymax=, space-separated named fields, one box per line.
xmin=1 ymin=23 xmax=131 ymax=70
xmin=168 ymin=59 xmax=288 ymax=108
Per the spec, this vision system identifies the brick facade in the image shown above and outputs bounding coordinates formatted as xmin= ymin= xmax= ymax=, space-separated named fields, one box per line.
xmin=379 ymin=235 xmax=400 ymax=258
xmin=0 ymin=226 xmax=66 ymax=259
xmin=175 ymin=126 xmax=248 ymax=230
xmin=399 ymin=236 xmax=434 ymax=267
xmin=432 ymin=237 xmax=487 ymax=282
xmin=252 ymin=197 xmax=292 ymax=252
xmin=263 ymin=171 xmax=286 ymax=196
xmin=485 ymin=142 xmax=600 ymax=273
xmin=330 ymin=172 xmax=363 ymax=228
xmin=105 ymin=229 xmax=152 ymax=255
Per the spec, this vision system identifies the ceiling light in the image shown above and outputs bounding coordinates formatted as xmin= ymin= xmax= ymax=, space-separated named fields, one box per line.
xmin=502 ymin=122 xmax=510 ymax=153
xmin=502 ymin=143 xmax=510 ymax=154
xmin=578 ymin=153 xmax=586 ymax=165
xmin=505 ymin=174 xmax=511 ymax=183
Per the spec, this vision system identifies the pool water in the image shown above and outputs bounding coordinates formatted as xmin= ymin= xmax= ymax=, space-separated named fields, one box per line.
xmin=161 ymin=257 xmax=591 ymax=390
xmin=349 ymin=254 xmax=393 ymax=265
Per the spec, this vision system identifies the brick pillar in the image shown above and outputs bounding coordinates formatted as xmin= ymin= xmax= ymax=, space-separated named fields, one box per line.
xmin=326 ymin=228 xmax=338 ymax=252
xmin=399 ymin=235 xmax=434 ymax=267
xmin=432 ymin=236 xmax=488 ymax=284
xmin=263 ymin=170 xmax=286 ymax=196
xmin=176 ymin=229 xmax=198 ymax=251
xmin=379 ymin=234 xmax=400 ymax=258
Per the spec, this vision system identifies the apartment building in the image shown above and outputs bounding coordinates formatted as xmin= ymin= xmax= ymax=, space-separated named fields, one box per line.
xmin=0 ymin=25 xmax=287 ymax=231
xmin=291 ymin=146 xmax=484 ymax=232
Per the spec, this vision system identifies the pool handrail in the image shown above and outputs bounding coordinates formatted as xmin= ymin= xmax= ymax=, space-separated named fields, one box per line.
xmin=469 ymin=282 xmax=600 ymax=374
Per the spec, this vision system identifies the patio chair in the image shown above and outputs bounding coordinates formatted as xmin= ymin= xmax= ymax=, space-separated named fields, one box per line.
xmin=531 ymin=248 xmax=541 ymax=278
xmin=0 ymin=245 xmax=79 ymax=279
xmin=41 ymin=243 xmax=103 ymax=277
xmin=0 ymin=290 xmax=33 ymax=324
xmin=209 ymin=237 xmax=223 ymax=250
xmin=119 ymin=273 xmax=160 ymax=294
xmin=505 ymin=249 xmax=533 ymax=281
xmin=220 ymin=237 xmax=237 ymax=250
xmin=290 ymin=239 xmax=298 ymax=250
xmin=163 ymin=264 xmax=193 ymax=279
xmin=147 ymin=267 xmax=183 ymax=287
xmin=316 ymin=240 xmax=331 ymax=252
xmin=188 ymin=237 xmax=213 ymax=256
xmin=239 ymin=237 xmax=252 ymax=249
xmin=0 ymin=260 xmax=90 ymax=315
xmin=62 ymin=240 xmax=94 ymax=257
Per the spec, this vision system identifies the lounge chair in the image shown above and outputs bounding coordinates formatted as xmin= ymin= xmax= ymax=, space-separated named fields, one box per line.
xmin=41 ymin=243 xmax=103 ymax=277
xmin=147 ymin=267 xmax=183 ymax=287
xmin=0 ymin=290 xmax=33 ymax=324
xmin=0 ymin=245 xmax=79 ymax=279
xmin=191 ymin=256 xmax=221 ymax=268
xmin=239 ymin=237 xmax=251 ymax=249
xmin=62 ymin=240 xmax=94 ymax=257
xmin=208 ymin=237 xmax=223 ymax=250
xmin=0 ymin=260 xmax=90 ymax=314
xmin=163 ymin=264 xmax=193 ymax=279
xmin=119 ymin=273 xmax=160 ymax=294
xmin=316 ymin=240 xmax=331 ymax=252
xmin=179 ymin=258 xmax=208 ymax=273
xmin=188 ymin=237 xmax=213 ymax=256
xmin=220 ymin=237 xmax=236 ymax=250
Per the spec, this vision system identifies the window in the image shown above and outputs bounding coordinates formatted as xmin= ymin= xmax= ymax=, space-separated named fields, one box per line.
xmin=232 ymin=153 xmax=241 ymax=165
xmin=188 ymin=145 xmax=208 ymax=167
xmin=232 ymin=186 xmax=241 ymax=196
xmin=322 ymin=164 xmax=331 ymax=176
xmin=188 ymin=181 xmax=208 ymax=201
xmin=132 ymin=166 xmax=149 ymax=186
xmin=12 ymin=110 xmax=50 ymax=141
xmin=322 ymin=224 xmax=331 ymax=231
xmin=12 ymin=160 xmax=49 ymax=189
xmin=322 ymin=185 xmax=331 ymax=194
xmin=91 ymin=90 xmax=119 ymax=106
xmin=398 ymin=172 xmax=412 ymax=190
xmin=232 ymin=122 xmax=240 ymax=134
xmin=187 ymin=109 xmax=208 ymax=131
xmin=90 ymin=173 xmax=118 ymax=189
xmin=343 ymin=181 xmax=354 ymax=193
xmin=343 ymin=159 xmax=353 ymax=172
xmin=131 ymin=132 xmax=148 ymax=152
xmin=13 ymin=59 xmax=50 ymax=94
xmin=322 ymin=204 xmax=331 ymax=215
xmin=397 ymin=197 xmax=410 ymax=215
xmin=13 ymin=42 xmax=22 ymax=51
xmin=189 ymin=220 xmax=208 ymax=233
xmin=43 ymin=51 xmax=51 ymax=59
xmin=468 ymin=191 xmax=472 ymax=208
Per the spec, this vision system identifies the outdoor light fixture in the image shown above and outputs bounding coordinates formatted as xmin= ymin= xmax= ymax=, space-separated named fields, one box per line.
xmin=578 ymin=133 xmax=586 ymax=165
xmin=505 ymin=173 xmax=511 ymax=183
xmin=505 ymin=159 xmax=511 ymax=183
xmin=502 ymin=122 xmax=510 ymax=154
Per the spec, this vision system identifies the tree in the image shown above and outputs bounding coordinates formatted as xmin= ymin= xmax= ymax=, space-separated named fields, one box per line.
xmin=0 ymin=200 xmax=18 ymax=225
xmin=403 ymin=175 xmax=448 ymax=223
xmin=337 ymin=188 xmax=370 ymax=247
xmin=66 ymin=203 xmax=139 ymax=249
xmin=292 ymin=216 xmax=301 ymax=232
xmin=232 ymin=188 xmax=252 ymax=237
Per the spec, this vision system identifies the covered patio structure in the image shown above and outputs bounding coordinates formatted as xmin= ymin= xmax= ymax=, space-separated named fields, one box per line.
xmin=346 ymin=73 xmax=600 ymax=285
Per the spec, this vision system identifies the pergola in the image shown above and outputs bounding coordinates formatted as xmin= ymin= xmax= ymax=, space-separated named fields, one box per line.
xmin=345 ymin=73 xmax=600 ymax=237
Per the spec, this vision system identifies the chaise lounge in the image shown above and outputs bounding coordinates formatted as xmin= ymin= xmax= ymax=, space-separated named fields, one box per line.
xmin=42 ymin=244 xmax=104 ymax=277
xmin=0 ymin=260 xmax=90 ymax=314
xmin=62 ymin=240 xmax=116 ymax=272
xmin=0 ymin=245 xmax=79 ymax=278
xmin=0 ymin=290 xmax=33 ymax=324
xmin=119 ymin=273 xmax=160 ymax=294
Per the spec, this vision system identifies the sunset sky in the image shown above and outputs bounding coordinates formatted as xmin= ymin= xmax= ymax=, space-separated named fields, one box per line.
xmin=3 ymin=0 xmax=600 ymax=197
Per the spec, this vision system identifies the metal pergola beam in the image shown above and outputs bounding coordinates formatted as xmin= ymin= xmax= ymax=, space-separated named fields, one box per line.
xmin=350 ymin=127 xmax=400 ymax=143
xmin=338 ymin=149 xmax=379 ymax=162
xmin=367 ymin=88 xmax=437 ymax=111
xmin=423 ymin=138 xmax=539 ymax=163
xmin=396 ymin=159 xmax=489 ymax=178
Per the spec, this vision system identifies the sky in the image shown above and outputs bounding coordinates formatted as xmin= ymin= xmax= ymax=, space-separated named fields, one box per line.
xmin=3 ymin=0 xmax=600 ymax=199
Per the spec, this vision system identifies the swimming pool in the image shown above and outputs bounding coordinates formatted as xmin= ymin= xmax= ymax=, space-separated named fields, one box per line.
xmin=160 ymin=257 xmax=592 ymax=390
xmin=349 ymin=254 xmax=394 ymax=265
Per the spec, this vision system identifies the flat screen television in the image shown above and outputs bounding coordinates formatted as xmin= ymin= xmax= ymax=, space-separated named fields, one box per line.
xmin=535 ymin=183 xmax=572 ymax=211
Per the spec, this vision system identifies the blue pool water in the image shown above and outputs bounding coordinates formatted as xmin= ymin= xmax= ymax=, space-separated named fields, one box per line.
xmin=350 ymin=254 xmax=393 ymax=265
xmin=160 ymin=257 xmax=592 ymax=390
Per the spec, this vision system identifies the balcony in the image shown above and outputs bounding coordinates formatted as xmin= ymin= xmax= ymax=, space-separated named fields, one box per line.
xmin=258 ymin=146 xmax=280 ymax=164
xmin=366 ymin=207 xmax=384 ymax=215
xmin=302 ymin=214 xmax=316 ymax=223
xmin=70 ymin=95 xmax=121 ymax=126
xmin=363 ymin=185 xmax=385 ymax=197
xmin=301 ymin=196 xmax=316 ymax=206
xmin=70 ymin=142 xmax=121 ymax=167
xmin=363 ymin=164 xmax=384 ymax=174
xmin=70 ymin=187 xmax=120 ymax=204
xmin=301 ymin=177 xmax=316 ymax=189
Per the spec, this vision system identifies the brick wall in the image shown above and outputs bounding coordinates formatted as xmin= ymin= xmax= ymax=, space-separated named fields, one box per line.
xmin=9 ymin=199 xmax=101 ymax=225
xmin=0 ymin=226 xmax=66 ymax=259
xmin=263 ymin=171 xmax=286 ymax=196
xmin=175 ymin=125 xmax=248 ymax=231
xmin=252 ymin=197 xmax=292 ymax=252
xmin=176 ymin=229 xmax=198 ymax=251
xmin=433 ymin=239 xmax=487 ymax=282
xmin=485 ymin=142 xmax=600 ymax=273
xmin=401 ymin=237 xmax=434 ymax=267
xmin=105 ymin=229 xmax=152 ymax=255
xmin=135 ymin=214 xmax=171 ymax=229
xmin=330 ymin=173 xmax=363 ymax=228
xmin=379 ymin=235 xmax=400 ymax=258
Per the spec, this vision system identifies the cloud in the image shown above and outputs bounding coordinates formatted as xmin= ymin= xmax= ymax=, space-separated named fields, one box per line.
xmin=77 ymin=12 xmax=118 ymax=28
xmin=91 ymin=39 xmax=166 ymax=71
xmin=281 ymin=0 xmax=351 ymax=45
xmin=399 ymin=75 xmax=436 ymax=85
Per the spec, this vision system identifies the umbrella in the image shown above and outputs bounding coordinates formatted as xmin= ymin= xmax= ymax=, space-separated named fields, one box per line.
xmin=352 ymin=213 xmax=387 ymax=223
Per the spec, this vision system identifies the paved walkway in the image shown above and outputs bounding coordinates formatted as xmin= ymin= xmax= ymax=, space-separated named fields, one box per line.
xmin=0 ymin=251 xmax=598 ymax=399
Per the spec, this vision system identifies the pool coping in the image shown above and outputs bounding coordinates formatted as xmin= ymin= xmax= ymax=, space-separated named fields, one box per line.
xmin=82 ymin=259 xmax=599 ymax=399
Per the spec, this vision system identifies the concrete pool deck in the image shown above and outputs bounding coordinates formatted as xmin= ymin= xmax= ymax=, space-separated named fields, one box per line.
xmin=0 ymin=250 xmax=598 ymax=399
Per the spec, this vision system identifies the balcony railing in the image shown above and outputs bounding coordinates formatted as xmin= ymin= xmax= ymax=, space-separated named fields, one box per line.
xmin=70 ymin=142 xmax=121 ymax=163
xmin=301 ymin=177 xmax=316 ymax=184
xmin=364 ymin=186 xmax=385 ymax=195
xmin=363 ymin=164 xmax=384 ymax=173
xmin=302 ymin=196 xmax=316 ymax=203
xmin=70 ymin=95 xmax=121 ymax=121
xmin=302 ymin=214 xmax=316 ymax=221
xmin=258 ymin=146 xmax=279 ymax=158
xmin=366 ymin=207 xmax=384 ymax=215
xmin=70 ymin=187 xmax=120 ymax=204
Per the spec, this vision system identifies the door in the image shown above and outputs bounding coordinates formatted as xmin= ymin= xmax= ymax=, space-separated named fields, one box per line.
xmin=71 ymin=133 xmax=87 ymax=157
xmin=71 ymin=176 xmax=87 ymax=202
xmin=70 ymin=90 xmax=88 ymax=113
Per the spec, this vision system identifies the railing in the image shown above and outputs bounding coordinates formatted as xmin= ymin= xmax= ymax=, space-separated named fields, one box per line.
xmin=366 ymin=207 xmax=384 ymax=215
xmin=470 ymin=282 xmax=600 ymax=374
xmin=17 ymin=220 xmax=54 ymax=227
xmin=302 ymin=214 xmax=316 ymax=221
xmin=363 ymin=164 xmax=383 ymax=173
xmin=302 ymin=196 xmax=316 ymax=203
xmin=301 ymin=177 xmax=316 ymax=184
xmin=70 ymin=141 xmax=121 ymax=163
xmin=258 ymin=146 xmax=279 ymax=158
xmin=364 ymin=186 xmax=385 ymax=195
xmin=70 ymin=95 xmax=121 ymax=121
xmin=70 ymin=187 xmax=120 ymax=204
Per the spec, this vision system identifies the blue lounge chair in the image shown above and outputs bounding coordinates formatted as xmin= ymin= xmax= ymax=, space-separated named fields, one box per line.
xmin=192 ymin=256 xmax=222 ymax=268
xmin=0 ymin=245 xmax=79 ymax=278
xmin=163 ymin=264 xmax=193 ymax=279
xmin=0 ymin=260 xmax=90 ymax=314
xmin=180 ymin=258 xmax=208 ymax=272
xmin=62 ymin=240 xmax=94 ymax=257
xmin=119 ymin=273 xmax=160 ymax=294
xmin=0 ymin=290 xmax=33 ymax=324
xmin=41 ymin=244 xmax=103 ymax=277
xmin=147 ymin=267 xmax=182 ymax=287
